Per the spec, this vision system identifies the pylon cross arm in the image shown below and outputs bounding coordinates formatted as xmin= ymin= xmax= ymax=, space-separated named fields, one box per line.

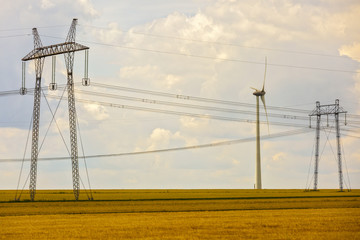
xmin=22 ymin=42 xmax=89 ymax=61
xmin=309 ymin=105 xmax=347 ymax=117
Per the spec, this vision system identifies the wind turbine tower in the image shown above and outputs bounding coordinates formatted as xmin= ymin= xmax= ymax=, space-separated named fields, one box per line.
xmin=251 ymin=57 xmax=269 ymax=190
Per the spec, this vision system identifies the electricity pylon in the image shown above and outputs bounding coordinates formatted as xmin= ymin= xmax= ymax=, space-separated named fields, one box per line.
xmin=21 ymin=19 xmax=90 ymax=201
xmin=309 ymin=99 xmax=347 ymax=191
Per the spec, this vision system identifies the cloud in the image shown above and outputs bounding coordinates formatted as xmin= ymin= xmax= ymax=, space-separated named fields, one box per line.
xmin=141 ymin=128 xmax=198 ymax=151
xmin=41 ymin=0 xmax=55 ymax=10
xmin=147 ymin=128 xmax=172 ymax=150
xmin=83 ymin=104 xmax=109 ymax=121
xmin=94 ymin=22 xmax=123 ymax=44
xmin=119 ymin=65 xmax=183 ymax=90
xmin=76 ymin=0 xmax=99 ymax=18
xmin=0 ymin=128 xmax=32 ymax=158
xmin=339 ymin=42 xmax=360 ymax=62
xmin=272 ymin=152 xmax=287 ymax=163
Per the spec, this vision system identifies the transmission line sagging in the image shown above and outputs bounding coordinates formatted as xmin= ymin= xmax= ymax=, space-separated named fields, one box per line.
xmin=0 ymin=25 xmax=69 ymax=32
xmin=39 ymin=34 xmax=359 ymax=74
xmin=38 ymin=93 xmax=310 ymax=129
xmin=78 ymin=24 xmax=356 ymax=59
xmin=90 ymin=82 xmax=311 ymax=113
xmin=0 ymin=34 xmax=31 ymax=38
xmin=0 ymin=24 xmax=354 ymax=59
xmin=1 ymin=81 xmax=359 ymax=130
xmin=89 ymin=82 xmax=360 ymax=125
xmin=19 ymin=80 xmax=360 ymax=130
xmin=74 ymin=89 xmax=309 ymax=120
xmin=0 ymin=128 xmax=313 ymax=163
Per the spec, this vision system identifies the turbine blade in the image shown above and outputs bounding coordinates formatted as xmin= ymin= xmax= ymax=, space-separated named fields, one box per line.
xmin=260 ymin=95 xmax=270 ymax=134
xmin=250 ymin=87 xmax=260 ymax=91
xmin=262 ymin=56 xmax=267 ymax=92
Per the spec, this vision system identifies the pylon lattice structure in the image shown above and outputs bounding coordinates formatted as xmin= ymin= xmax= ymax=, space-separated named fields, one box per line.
xmin=21 ymin=19 xmax=90 ymax=201
xmin=309 ymin=99 xmax=347 ymax=191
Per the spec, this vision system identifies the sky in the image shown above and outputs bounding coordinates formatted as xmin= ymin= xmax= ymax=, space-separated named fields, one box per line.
xmin=0 ymin=0 xmax=359 ymax=191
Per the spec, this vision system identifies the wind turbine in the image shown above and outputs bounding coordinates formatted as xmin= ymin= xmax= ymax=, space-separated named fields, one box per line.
xmin=251 ymin=57 xmax=269 ymax=190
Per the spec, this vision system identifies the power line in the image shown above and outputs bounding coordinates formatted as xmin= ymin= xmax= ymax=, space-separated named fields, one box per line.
xmin=76 ymin=89 xmax=310 ymax=121
xmin=3 ymin=85 xmax=359 ymax=127
xmin=79 ymin=24 xmax=348 ymax=59
xmin=40 ymin=92 xmax=311 ymax=128
xmin=0 ymin=90 xmax=20 ymax=96
xmin=79 ymin=89 xmax=360 ymax=127
xmin=91 ymin=82 xmax=311 ymax=114
xmin=40 ymin=35 xmax=360 ymax=74
xmin=347 ymin=114 xmax=360 ymax=119
xmin=1 ymin=79 xmax=359 ymax=126
xmin=0 ymin=34 xmax=31 ymax=39
xmin=0 ymin=83 xmax=79 ymax=97
xmin=0 ymin=128 xmax=313 ymax=163
xmin=0 ymin=24 xmax=352 ymax=59
xmin=0 ymin=25 xmax=69 ymax=32
xmin=5 ymin=90 xmax=358 ymax=128
xmin=2 ymin=84 xmax=359 ymax=126
xmin=88 ymin=82 xmax=360 ymax=126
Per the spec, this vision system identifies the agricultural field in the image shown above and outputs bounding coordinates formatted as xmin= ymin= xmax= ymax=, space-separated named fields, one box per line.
xmin=0 ymin=189 xmax=359 ymax=239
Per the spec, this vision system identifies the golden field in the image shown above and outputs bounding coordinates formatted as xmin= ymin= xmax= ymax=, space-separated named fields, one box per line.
xmin=0 ymin=189 xmax=359 ymax=239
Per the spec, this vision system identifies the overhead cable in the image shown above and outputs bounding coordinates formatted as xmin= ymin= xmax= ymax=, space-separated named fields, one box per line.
xmin=0 ymin=34 xmax=31 ymax=39
xmin=40 ymin=35 xmax=359 ymax=74
xmin=79 ymin=24 xmax=349 ymax=59
xmin=40 ymin=93 xmax=311 ymax=128
xmin=76 ymin=89 xmax=310 ymax=121
xmin=91 ymin=82 xmax=311 ymax=114
xmin=0 ymin=128 xmax=313 ymax=163
xmin=0 ymin=25 xmax=69 ymax=32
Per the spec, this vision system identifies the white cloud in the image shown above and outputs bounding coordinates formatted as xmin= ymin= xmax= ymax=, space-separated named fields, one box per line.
xmin=142 ymin=128 xmax=199 ymax=151
xmin=41 ymin=0 xmax=55 ymax=10
xmin=272 ymin=152 xmax=286 ymax=163
xmin=180 ymin=116 xmax=209 ymax=130
xmin=77 ymin=0 xmax=99 ymax=18
xmin=0 ymin=128 xmax=29 ymax=158
xmin=147 ymin=128 xmax=172 ymax=150
xmin=94 ymin=22 xmax=122 ymax=44
xmin=339 ymin=42 xmax=360 ymax=62
xmin=83 ymin=104 xmax=109 ymax=121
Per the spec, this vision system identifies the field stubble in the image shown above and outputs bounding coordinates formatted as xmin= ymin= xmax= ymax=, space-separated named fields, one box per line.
xmin=0 ymin=189 xmax=359 ymax=239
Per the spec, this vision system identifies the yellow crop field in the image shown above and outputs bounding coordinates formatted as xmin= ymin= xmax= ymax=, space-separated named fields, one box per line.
xmin=0 ymin=189 xmax=359 ymax=239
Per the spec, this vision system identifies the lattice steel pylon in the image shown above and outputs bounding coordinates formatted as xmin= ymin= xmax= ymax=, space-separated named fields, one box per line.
xmin=309 ymin=99 xmax=347 ymax=191
xmin=21 ymin=19 xmax=90 ymax=201
xmin=28 ymin=28 xmax=45 ymax=201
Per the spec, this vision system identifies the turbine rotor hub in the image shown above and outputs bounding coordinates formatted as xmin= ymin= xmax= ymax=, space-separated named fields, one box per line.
xmin=253 ymin=90 xmax=266 ymax=96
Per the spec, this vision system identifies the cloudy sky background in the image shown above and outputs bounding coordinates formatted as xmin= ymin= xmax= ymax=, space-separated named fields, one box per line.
xmin=0 ymin=0 xmax=359 ymax=191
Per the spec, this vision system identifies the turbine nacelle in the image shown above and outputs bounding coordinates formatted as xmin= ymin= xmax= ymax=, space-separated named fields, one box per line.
xmin=251 ymin=88 xmax=266 ymax=97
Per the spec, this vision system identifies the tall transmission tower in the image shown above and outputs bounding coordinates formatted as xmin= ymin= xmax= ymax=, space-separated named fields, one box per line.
xmin=21 ymin=19 xmax=90 ymax=201
xmin=309 ymin=99 xmax=347 ymax=191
